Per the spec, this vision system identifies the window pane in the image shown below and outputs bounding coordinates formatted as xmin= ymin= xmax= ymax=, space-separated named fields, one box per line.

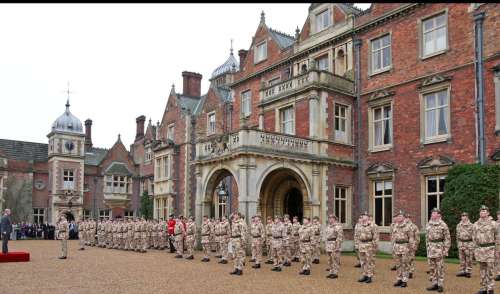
xmin=436 ymin=14 xmax=446 ymax=26
xmin=334 ymin=200 xmax=340 ymax=218
xmin=423 ymin=18 xmax=434 ymax=32
xmin=423 ymin=32 xmax=434 ymax=55
xmin=335 ymin=105 xmax=339 ymax=116
xmin=382 ymin=46 xmax=391 ymax=68
xmin=340 ymin=201 xmax=346 ymax=223
xmin=384 ymin=106 xmax=391 ymax=118
xmin=374 ymin=121 xmax=382 ymax=146
xmin=384 ymin=119 xmax=392 ymax=144
xmin=438 ymin=106 xmax=448 ymax=135
xmin=384 ymin=181 xmax=392 ymax=195
xmin=372 ymin=39 xmax=380 ymax=51
xmin=428 ymin=194 xmax=437 ymax=220
xmin=439 ymin=177 xmax=446 ymax=192
xmin=335 ymin=117 xmax=340 ymax=131
xmin=384 ymin=197 xmax=392 ymax=226
xmin=382 ymin=35 xmax=391 ymax=46
xmin=375 ymin=198 xmax=383 ymax=226
xmin=375 ymin=182 xmax=384 ymax=196
xmin=436 ymin=27 xmax=446 ymax=51
xmin=373 ymin=51 xmax=381 ymax=71
xmin=427 ymin=177 xmax=437 ymax=193
xmin=374 ymin=108 xmax=382 ymax=120
xmin=426 ymin=109 xmax=437 ymax=137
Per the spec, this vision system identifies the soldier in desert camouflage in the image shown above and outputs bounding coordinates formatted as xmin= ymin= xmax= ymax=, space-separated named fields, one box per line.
xmin=200 ymin=215 xmax=212 ymax=262
xmin=391 ymin=210 xmax=414 ymax=288
xmin=291 ymin=216 xmax=301 ymax=262
xmin=218 ymin=215 xmax=230 ymax=264
xmin=250 ymin=215 xmax=265 ymax=269
xmin=229 ymin=212 xmax=246 ymax=276
xmin=472 ymin=206 xmax=498 ymax=294
xmin=173 ymin=216 xmax=185 ymax=258
xmin=357 ymin=211 xmax=378 ymax=284
xmin=324 ymin=214 xmax=343 ymax=279
xmin=184 ymin=216 xmax=196 ymax=259
xmin=298 ymin=216 xmax=313 ymax=275
xmin=456 ymin=212 xmax=474 ymax=278
xmin=406 ymin=213 xmax=420 ymax=279
xmin=265 ymin=216 xmax=273 ymax=264
xmin=56 ymin=214 xmax=69 ymax=259
xmin=77 ymin=219 xmax=85 ymax=250
xmin=270 ymin=216 xmax=286 ymax=272
xmin=425 ymin=208 xmax=450 ymax=293
xmin=311 ymin=216 xmax=321 ymax=264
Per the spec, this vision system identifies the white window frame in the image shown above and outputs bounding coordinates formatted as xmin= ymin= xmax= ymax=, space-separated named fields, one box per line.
xmin=315 ymin=54 xmax=330 ymax=71
xmin=279 ymin=105 xmax=295 ymax=135
xmin=333 ymin=185 xmax=351 ymax=227
xmin=425 ymin=175 xmax=446 ymax=222
xmin=370 ymin=33 xmax=392 ymax=75
xmin=63 ymin=169 xmax=75 ymax=190
xmin=105 ymin=175 xmax=129 ymax=194
xmin=315 ymin=8 xmax=331 ymax=33
xmin=207 ymin=111 xmax=216 ymax=135
xmin=373 ymin=179 xmax=393 ymax=228
xmin=99 ymin=209 xmax=111 ymax=221
xmin=369 ymin=103 xmax=393 ymax=152
xmin=83 ymin=209 xmax=91 ymax=220
xmin=333 ymin=103 xmax=351 ymax=144
xmin=423 ymin=89 xmax=450 ymax=143
xmin=124 ymin=210 xmax=134 ymax=219
xmin=167 ymin=124 xmax=175 ymax=141
xmin=254 ymin=40 xmax=267 ymax=64
xmin=420 ymin=11 xmax=448 ymax=59
xmin=33 ymin=208 xmax=45 ymax=224
xmin=241 ymin=90 xmax=252 ymax=117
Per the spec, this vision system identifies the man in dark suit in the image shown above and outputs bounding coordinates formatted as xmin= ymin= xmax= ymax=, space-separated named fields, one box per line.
xmin=1 ymin=209 xmax=13 ymax=254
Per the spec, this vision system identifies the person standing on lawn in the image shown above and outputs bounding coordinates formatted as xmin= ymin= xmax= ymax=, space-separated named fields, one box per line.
xmin=391 ymin=210 xmax=414 ymax=288
xmin=56 ymin=214 xmax=69 ymax=259
xmin=425 ymin=208 xmax=450 ymax=293
xmin=456 ymin=212 xmax=474 ymax=278
xmin=472 ymin=205 xmax=497 ymax=294
xmin=324 ymin=214 xmax=343 ymax=279
xmin=357 ymin=211 xmax=379 ymax=284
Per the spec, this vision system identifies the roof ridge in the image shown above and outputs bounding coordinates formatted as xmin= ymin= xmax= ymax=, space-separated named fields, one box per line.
xmin=0 ymin=138 xmax=47 ymax=146
xmin=269 ymin=27 xmax=294 ymax=39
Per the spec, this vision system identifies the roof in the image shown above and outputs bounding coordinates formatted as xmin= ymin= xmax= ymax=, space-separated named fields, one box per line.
xmin=104 ymin=161 xmax=132 ymax=176
xmin=0 ymin=139 xmax=48 ymax=162
xmin=178 ymin=94 xmax=201 ymax=114
xmin=211 ymin=52 xmax=239 ymax=79
xmin=309 ymin=3 xmax=364 ymax=16
xmin=214 ymin=86 xmax=232 ymax=103
xmin=192 ymin=95 xmax=207 ymax=115
xmin=84 ymin=147 xmax=108 ymax=166
xmin=268 ymin=28 xmax=295 ymax=49
xmin=51 ymin=100 xmax=84 ymax=135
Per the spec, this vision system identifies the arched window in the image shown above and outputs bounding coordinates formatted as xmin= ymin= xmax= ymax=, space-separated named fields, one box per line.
xmin=301 ymin=64 xmax=308 ymax=74
xmin=335 ymin=49 xmax=345 ymax=76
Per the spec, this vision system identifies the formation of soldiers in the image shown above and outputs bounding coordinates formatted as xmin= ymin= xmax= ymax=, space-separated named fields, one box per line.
xmin=55 ymin=205 xmax=499 ymax=294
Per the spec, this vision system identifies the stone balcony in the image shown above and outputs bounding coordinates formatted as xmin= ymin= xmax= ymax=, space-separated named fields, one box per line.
xmin=195 ymin=129 xmax=351 ymax=165
xmin=103 ymin=187 xmax=132 ymax=207
xmin=259 ymin=69 xmax=354 ymax=106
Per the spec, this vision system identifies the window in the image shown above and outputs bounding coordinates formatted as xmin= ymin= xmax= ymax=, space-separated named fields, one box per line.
xmin=280 ymin=106 xmax=295 ymax=135
xmin=373 ymin=180 xmax=393 ymax=227
xmin=33 ymin=208 xmax=44 ymax=224
xmin=207 ymin=112 xmax=216 ymax=135
xmin=155 ymin=198 xmax=172 ymax=220
xmin=99 ymin=209 xmax=111 ymax=221
xmin=426 ymin=175 xmax=446 ymax=221
xmin=333 ymin=186 xmax=349 ymax=224
xmin=495 ymin=70 xmax=500 ymax=134
xmin=371 ymin=34 xmax=391 ymax=73
xmin=334 ymin=104 xmax=349 ymax=143
xmin=315 ymin=55 xmax=329 ymax=71
xmin=268 ymin=77 xmax=281 ymax=86
xmin=145 ymin=148 xmax=152 ymax=163
xmin=63 ymin=169 xmax=75 ymax=190
xmin=241 ymin=90 xmax=251 ymax=117
xmin=424 ymin=90 xmax=450 ymax=142
xmin=155 ymin=198 xmax=162 ymax=220
xmin=254 ymin=41 xmax=267 ymax=63
xmin=163 ymin=156 xmax=170 ymax=179
xmin=124 ymin=210 xmax=134 ymax=219
xmin=422 ymin=13 xmax=447 ymax=57
xmin=156 ymin=158 xmax=161 ymax=179
xmin=315 ymin=9 xmax=331 ymax=32
xmin=105 ymin=175 xmax=129 ymax=194
xmin=217 ymin=195 xmax=227 ymax=219
xmin=167 ymin=124 xmax=174 ymax=141
xmin=83 ymin=209 xmax=91 ymax=220
xmin=372 ymin=105 xmax=392 ymax=148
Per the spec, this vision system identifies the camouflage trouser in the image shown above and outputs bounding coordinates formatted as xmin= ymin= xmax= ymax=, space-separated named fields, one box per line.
xmin=391 ymin=249 xmax=398 ymax=269
xmin=496 ymin=249 xmax=500 ymax=276
xmin=175 ymin=235 xmax=183 ymax=255
xmin=458 ymin=246 xmax=473 ymax=274
xmin=428 ymin=257 xmax=445 ymax=286
xmin=185 ymin=235 xmax=195 ymax=257
xmin=107 ymin=233 xmax=113 ymax=248
xmin=233 ymin=239 xmax=245 ymax=270
xmin=479 ymin=261 xmax=495 ymax=291
xmin=159 ymin=233 xmax=165 ymax=249
xmin=124 ymin=234 xmax=132 ymax=250
xmin=89 ymin=231 xmax=95 ymax=246
xmin=283 ymin=239 xmax=291 ymax=263
xmin=60 ymin=239 xmax=68 ymax=257
xmin=120 ymin=234 xmax=126 ymax=250
xmin=78 ymin=232 xmax=85 ymax=249
xmin=312 ymin=236 xmax=320 ymax=260
xmin=220 ymin=237 xmax=229 ymax=260
xmin=355 ymin=247 xmax=361 ymax=266
xmin=141 ymin=233 xmax=148 ymax=252
xmin=327 ymin=250 xmax=341 ymax=274
xmin=395 ymin=253 xmax=410 ymax=282
xmin=153 ymin=234 xmax=159 ymax=249
xmin=148 ymin=234 xmax=152 ymax=249
xmin=215 ymin=236 xmax=222 ymax=257
xmin=133 ymin=233 xmax=141 ymax=251
xmin=291 ymin=237 xmax=299 ymax=259
xmin=202 ymin=241 xmax=211 ymax=258
xmin=265 ymin=236 xmax=272 ymax=260
xmin=409 ymin=249 xmax=416 ymax=274
xmin=271 ymin=241 xmax=283 ymax=268
xmin=359 ymin=249 xmax=375 ymax=277
xmin=300 ymin=242 xmax=312 ymax=270
xmin=113 ymin=233 xmax=119 ymax=249
xmin=251 ymin=238 xmax=263 ymax=264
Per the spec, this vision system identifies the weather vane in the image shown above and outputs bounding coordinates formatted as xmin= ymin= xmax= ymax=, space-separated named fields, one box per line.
xmin=63 ymin=81 xmax=74 ymax=107
xmin=230 ymin=38 xmax=234 ymax=55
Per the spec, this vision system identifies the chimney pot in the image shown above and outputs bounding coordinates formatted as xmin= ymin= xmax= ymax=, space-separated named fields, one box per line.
xmin=182 ymin=71 xmax=202 ymax=97
xmin=238 ymin=50 xmax=248 ymax=71
xmin=135 ymin=115 xmax=146 ymax=141
xmin=84 ymin=119 xmax=93 ymax=150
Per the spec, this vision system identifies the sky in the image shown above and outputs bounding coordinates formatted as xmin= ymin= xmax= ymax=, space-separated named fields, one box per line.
xmin=0 ymin=3 xmax=370 ymax=149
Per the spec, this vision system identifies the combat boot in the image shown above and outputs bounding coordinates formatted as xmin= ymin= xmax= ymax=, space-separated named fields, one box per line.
xmin=354 ymin=263 xmax=361 ymax=268
xmin=358 ymin=276 xmax=368 ymax=283
xmin=437 ymin=286 xmax=443 ymax=293
xmin=250 ymin=258 xmax=256 ymax=262
xmin=476 ymin=291 xmax=487 ymax=294
xmin=426 ymin=284 xmax=438 ymax=291
xmin=175 ymin=254 xmax=183 ymax=258
xmin=327 ymin=273 xmax=338 ymax=279
xmin=495 ymin=275 xmax=500 ymax=281
xmin=283 ymin=261 xmax=291 ymax=267
xmin=393 ymin=280 xmax=403 ymax=287
xmin=229 ymin=269 xmax=238 ymax=275
xmin=364 ymin=277 xmax=372 ymax=283
xmin=252 ymin=264 xmax=261 ymax=269
xmin=465 ymin=273 xmax=471 ymax=278
xmin=487 ymin=290 xmax=494 ymax=294
xmin=312 ymin=259 xmax=320 ymax=264
xmin=409 ymin=273 xmax=414 ymax=279
xmin=390 ymin=265 xmax=397 ymax=271
xmin=400 ymin=282 xmax=407 ymax=288
xmin=456 ymin=272 xmax=467 ymax=277
xmin=219 ymin=259 xmax=228 ymax=264
xmin=303 ymin=269 xmax=310 ymax=275
xmin=235 ymin=269 xmax=243 ymax=275
xmin=185 ymin=255 xmax=194 ymax=260
xmin=265 ymin=260 xmax=273 ymax=265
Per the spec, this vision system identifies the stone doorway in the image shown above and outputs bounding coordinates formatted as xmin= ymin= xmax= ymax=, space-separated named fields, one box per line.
xmin=65 ymin=211 xmax=75 ymax=222
xmin=283 ymin=187 xmax=303 ymax=221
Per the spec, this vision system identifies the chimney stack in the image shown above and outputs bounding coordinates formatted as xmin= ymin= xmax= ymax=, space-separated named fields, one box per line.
xmin=238 ymin=49 xmax=248 ymax=71
xmin=135 ymin=115 xmax=146 ymax=141
xmin=84 ymin=119 xmax=93 ymax=150
xmin=182 ymin=71 xmax=202 ymax=97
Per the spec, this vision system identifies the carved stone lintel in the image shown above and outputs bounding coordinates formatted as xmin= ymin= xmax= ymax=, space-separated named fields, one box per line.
xmin=419 ymin=74 xmax=452 ymax=89
xmin=369 ymin=89 xmax=395 ymax=102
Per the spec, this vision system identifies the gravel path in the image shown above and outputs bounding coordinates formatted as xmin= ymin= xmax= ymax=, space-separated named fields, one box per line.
xmin=0 ymin=240 xmax=496 ymax=294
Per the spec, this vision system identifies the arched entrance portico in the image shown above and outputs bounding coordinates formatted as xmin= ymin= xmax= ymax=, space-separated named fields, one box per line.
xmin=258 ymin=168 xmax=310 ymax=221
xmin=202 ymin=168 xmax=239 ymax=220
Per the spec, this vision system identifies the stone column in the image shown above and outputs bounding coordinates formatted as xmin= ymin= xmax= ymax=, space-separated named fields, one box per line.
xmin=311 ymin=164 xmax=321 ymax=219
xmin=194 ymin=165 xmax=203 ymax=227
xmin=308 ymin=91 xmax=319 ymax=139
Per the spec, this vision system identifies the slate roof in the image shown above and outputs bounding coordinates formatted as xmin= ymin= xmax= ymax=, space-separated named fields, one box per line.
xmin=211 ymin=52 xmax=239 ymax=79
xmin=84 ymin=147 xmax=108 ymax=166
xmin=309 ymin=3 xmax=365 ymax=15
xmin=178 ymin=94 xmax=201 ymax=114
xmin=268 ymin=28 xmax=295 ymax=49
xmin=192 ymin=95 xmax=207 ymax=115
xmin=0 ymin=139 xmax=48 ymax=162
xmin=104 ymin=162 xmax=132 ymax=175
xmin=215 ymin=86 xmax=232 ymax=103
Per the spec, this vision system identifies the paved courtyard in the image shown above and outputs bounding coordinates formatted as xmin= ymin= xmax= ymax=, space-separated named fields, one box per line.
xmin=0 ymin=240 xmax=497 ymax=294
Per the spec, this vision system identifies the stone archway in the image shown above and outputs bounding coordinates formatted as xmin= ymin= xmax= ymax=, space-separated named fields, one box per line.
xmin=203 ymin=168 xmax=239 ymax=219
xmin=65 ymin=211 xmax=75 ymax=222
xmin=258 ymin=168 xmax=310 ymax=221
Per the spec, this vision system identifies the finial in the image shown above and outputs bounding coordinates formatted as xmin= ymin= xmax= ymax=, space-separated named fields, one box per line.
xmin=230 ymin=38 xmax=234 ymax=55
xmin=260 ymin=11 xmax=265 ymax=24
xmin=118 ymin=133 xmax=121 ymax=141
xmin=149 ymin=118 xmax=152 ymax=125
xmin=65 ymin=81 xmax=72 ymax=111
xmin=295 ymin=26 xmax=300 ymax=39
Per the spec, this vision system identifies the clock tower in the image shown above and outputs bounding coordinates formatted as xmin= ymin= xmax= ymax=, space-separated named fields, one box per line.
xmin=47 ymin=99 xmax=85 ymax=224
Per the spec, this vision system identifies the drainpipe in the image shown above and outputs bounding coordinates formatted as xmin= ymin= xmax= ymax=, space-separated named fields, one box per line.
xmin=353 ymin=38 xmax=365 ymax=215
xmin=474 ymin=12 xmax=486 ymax=165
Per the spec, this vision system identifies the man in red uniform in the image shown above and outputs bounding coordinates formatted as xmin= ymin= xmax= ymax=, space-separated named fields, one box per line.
xmin=167 ymin=214 xmax=176 ymax=253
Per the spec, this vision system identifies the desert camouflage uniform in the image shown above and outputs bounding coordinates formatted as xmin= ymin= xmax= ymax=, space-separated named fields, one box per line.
xmin=185 ymin=219 xmax=196 ymax=258
xmin=219 ymin=219 xmax=230 ymax=261
xmin=291 ymin=221 xmax=301 ymax=260
xmin=271 ymin=221 xmax=286 ymax=268
xmin=408 ymin=219 xmax=420 ymax=276
xmin=389 ymin=222 xmax=398 ymax=270
xmin=473 ymin=217 xmax=498 ymax=292
xmin=358 ymin=220 xmax=379 ymax=278
xmin=391 ymin=220 xmax=414 ymax=283
xmin=311 ymin=220 xmax=321 ymax=262
xmin=251 ymin=219 xmax=265 ymax=265
xmin=209 ymin=219 xmax=217 ymax=252
xmin=79 ymin=221 xmax=86 ymax=249
xmin=112 ymin=221 xmax=119 ymax=249
xmin=89 ymin=220 xmax=96 ymax=246
xmin=324 ymin=222 xmax=343 ymax=275
xmin=214 ymin=221 xmax=222 ymax=257
xmin=231 ymin=218 xmax=247 ymax=271
xmin=133 ymin=220 xmax=141 ymax=251
xmin=283 ymin=220 xmax=292 ymax=264
xmin=299 ymin=222 xmax=313 ymax=271
xmin=265 ymin=222 xmax=273 ymax=261
xmin=456 ymin=219 xmax=474 ymax=275
xmin=173 ymin=220 xmax=185 ymax=256
xmin=201 ymin=220 xmax=212 ymax=259
xmin=354 ymin=221 xmax=361 ymax=266
xmin=152 ymin=222 xmax=159 ymax=249
xmin=105 ymin=220 xmax=112 ymax=249
xmin=425 ymin=219 xmax=451 ymax=288
xmin=57 ymin=218 xmax=69 ymax=258
xmin=140 ymin=220 xmax=148 ymax=252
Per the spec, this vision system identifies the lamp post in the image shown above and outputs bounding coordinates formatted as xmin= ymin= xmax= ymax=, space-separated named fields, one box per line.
xmin=217 ymin=181 xmax=228 ymax=219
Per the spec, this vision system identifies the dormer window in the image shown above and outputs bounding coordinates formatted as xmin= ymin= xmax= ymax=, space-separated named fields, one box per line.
xmin=315 ymin=9 xmax=331 ymax=33
xmin=207 ymin=112 xmax=216 ymax=135
xmin=145 ymin=147 xmax=152 ymax=163
xmin=167 ymin=124 xmax=175 ymax=141
xmin=105 ymin=175 xmax=130 ymax=194
xmin=254 ymin=41 xmax=267 ymax=64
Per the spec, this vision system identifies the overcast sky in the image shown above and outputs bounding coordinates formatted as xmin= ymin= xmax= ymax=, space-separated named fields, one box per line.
xmin=0 ymin=3 xmax=370 ymax=149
